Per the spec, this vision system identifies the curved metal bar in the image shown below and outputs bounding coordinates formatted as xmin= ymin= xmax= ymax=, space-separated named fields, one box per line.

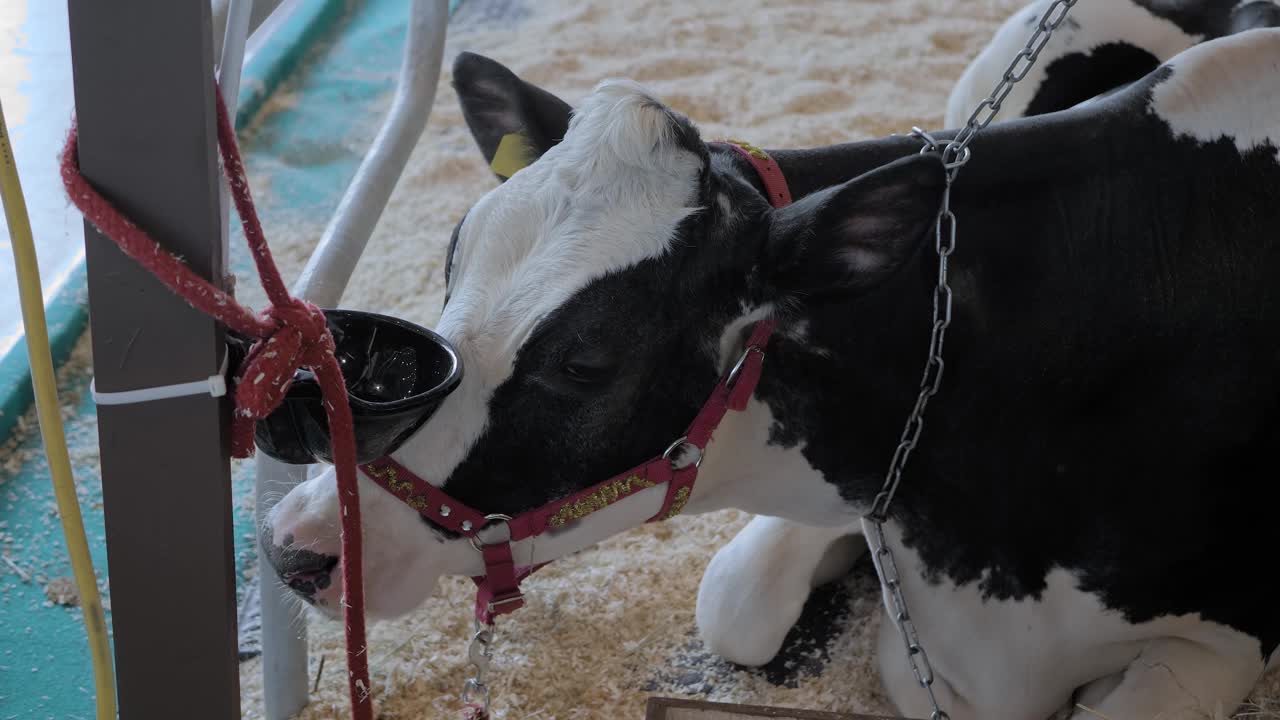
xmin=254 ymin=1 xmax=451 ymax=717
xmin=216 ymin=0 xmax=254 ymax=111
xmin=293 ymin=0 xmax=451 ymax=306
xmin=216 ymin=0 xmax=254 ymax=276
xmin=211 ymin=0 xmax=285 ymax=62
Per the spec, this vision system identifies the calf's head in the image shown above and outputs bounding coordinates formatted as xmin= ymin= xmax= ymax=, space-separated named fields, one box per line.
xmin=261 ymin=52 xmax=946 ymax=619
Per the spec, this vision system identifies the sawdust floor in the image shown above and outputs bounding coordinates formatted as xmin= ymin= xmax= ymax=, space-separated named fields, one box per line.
xmin=236 ymin=0 xmax=1280 ymax=717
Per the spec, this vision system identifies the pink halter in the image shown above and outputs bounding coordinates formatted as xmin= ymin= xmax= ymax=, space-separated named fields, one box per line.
xmin=362 ymin=141 xmax=791 ymax=624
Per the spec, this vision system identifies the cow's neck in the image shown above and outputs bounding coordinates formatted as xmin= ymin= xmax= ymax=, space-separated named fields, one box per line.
xmin=682 ymin=270 xmax=938 ymax=527
xmin=687 ymin=106 xmax=1132 ymax=529
xmin=768 ymin=105 xmax=1105 ymax=199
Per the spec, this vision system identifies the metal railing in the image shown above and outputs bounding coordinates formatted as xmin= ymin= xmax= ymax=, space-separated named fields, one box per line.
xmin=212 ymin=0 xmax=286 ymax=63
xmin=220 ymin=0 xmax=452 ymax=716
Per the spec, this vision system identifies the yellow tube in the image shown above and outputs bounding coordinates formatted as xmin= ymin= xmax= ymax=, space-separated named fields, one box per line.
xmin=0 ymin=97 xmax=117 ymax=719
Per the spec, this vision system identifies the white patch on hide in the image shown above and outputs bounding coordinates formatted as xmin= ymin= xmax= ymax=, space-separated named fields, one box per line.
xmin=711 ymin=304 xmax=774 ymax=374
xmin=1149 ymin=29 xmax=1280 ymax=162
xmin=716 ymin=191 xmax=732 ymax=216
xmin=945 ymin=0 xmax=1199 ymax=127
xmin=692 ymin=308 xmax=851 ymax=523
xmin=699 ymin=515 xmax=1271 ymax=718
xmin=872 ymin=521 xmax=1269 ymax=720
xmin=688 ymin=394 xmax=855 ymax=526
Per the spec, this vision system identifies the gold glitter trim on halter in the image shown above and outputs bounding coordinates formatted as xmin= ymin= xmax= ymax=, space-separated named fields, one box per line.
xmin=365 ymin=464 xmax=431 ymax=511
xmin=658 ymin=486 xmax=691 ymax=521
xmin=365 ymin=464 xmax=410 ymax=494
xmin=719 ymin=138 xmax=770 ymax=160
xmin=548 ymin=474 xmax=656 ymax=528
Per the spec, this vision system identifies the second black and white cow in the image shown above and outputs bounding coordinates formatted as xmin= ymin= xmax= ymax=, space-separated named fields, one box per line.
xmin=261 ymin=5 xmax=1280 ymax=718
xmin=947 ymin=0 xmax=1280 ymax=126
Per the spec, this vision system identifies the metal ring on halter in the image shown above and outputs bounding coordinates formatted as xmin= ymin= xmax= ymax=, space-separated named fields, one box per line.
xmin=726 ymin=345 xmax=764 ymax=390
xmin=662 ymin=436 xmax=704 ymax=470
xmin=469 ymin=513 xmax=514 ymax=552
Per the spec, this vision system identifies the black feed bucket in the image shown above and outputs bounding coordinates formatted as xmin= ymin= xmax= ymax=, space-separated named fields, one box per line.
xmin=227 ymin=309 xmax=462 ymax=465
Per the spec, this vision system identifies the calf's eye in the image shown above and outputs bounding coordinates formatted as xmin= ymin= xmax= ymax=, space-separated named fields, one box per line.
xmin=561 ymin=356 xmax=616 ymax=386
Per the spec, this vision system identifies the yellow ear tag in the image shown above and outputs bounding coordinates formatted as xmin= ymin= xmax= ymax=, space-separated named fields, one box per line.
xmin=490 ymin=132 xmax=532 ymax=179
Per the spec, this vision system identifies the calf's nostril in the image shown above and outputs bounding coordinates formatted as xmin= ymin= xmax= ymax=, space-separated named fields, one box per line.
xmin=279 ymin=552 xmax=338 ymax=600
xmin=312 ymin=571 xmax=332 ymax=590
xmin=279 ymin=549 xmax=338 ymax=579
xmin=260 ymin=520 xmax=340 ymax=596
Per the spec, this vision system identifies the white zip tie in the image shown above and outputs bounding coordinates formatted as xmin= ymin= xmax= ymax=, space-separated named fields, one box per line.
xmin=91 ymin=353 xmax=230 ymax=405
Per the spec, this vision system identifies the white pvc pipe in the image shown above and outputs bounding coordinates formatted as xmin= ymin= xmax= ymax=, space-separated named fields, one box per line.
xmin=216 ymin=0 xmax=254 ymax=114
xmin=215 ymin=3 xmax=314 ymax=719
xmin=242 ymin=0 xmax=303 ymax=72
xmin=255 ymin=1 xmax=451 ymax=717
xmin=256 ymin=459 xmax=312 ymax=720
xmin=293 ymin=0 xmax=451 ymax=306
xmin=217 ymin=0 xmax=254 ymax=276
xmin=211 ymin=0 xmax=286 ymax=63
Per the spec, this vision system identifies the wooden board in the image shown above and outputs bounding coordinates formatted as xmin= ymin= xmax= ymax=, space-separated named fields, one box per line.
xmin=646 ymin=697 xmax=905 ymax=720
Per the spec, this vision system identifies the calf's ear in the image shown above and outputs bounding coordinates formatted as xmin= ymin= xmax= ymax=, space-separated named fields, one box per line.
xmin=452 ymin=52 xmax=573 ymax=182
xmin=766 ymin=153 xmax=947 ymax=300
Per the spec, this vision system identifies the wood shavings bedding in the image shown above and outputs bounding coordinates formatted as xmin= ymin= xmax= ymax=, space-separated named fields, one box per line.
xmin=221 ymin=0 xmax=1280 ymax=717
xmin=1 ymin=335 xmax=99 ymax=589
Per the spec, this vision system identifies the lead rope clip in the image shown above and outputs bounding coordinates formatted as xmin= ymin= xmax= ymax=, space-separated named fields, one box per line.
xmin=461 ymin=618 xmax=495 ymax=720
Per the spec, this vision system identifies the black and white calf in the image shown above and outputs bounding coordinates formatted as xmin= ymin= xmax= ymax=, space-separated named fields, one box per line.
xmin=262 ymin=2 xmax=1280 ymax=717
xmin=947 ymin=0 xmax=1280 ymax=125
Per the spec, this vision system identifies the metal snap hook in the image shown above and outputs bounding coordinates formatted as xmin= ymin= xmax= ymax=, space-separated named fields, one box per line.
xmin=461 ymin=678 xmax=491 ymax=712
xmin=462 ymin=617 xmax=496 ymax=716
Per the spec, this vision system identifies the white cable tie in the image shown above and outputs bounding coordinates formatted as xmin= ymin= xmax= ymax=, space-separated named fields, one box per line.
xmin=91 ymin=353 xmax=230 ymax=406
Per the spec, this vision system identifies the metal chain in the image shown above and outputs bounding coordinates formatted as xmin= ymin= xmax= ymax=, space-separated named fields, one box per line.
xmin=868 ymin=0 xmax=1078 ymax=522
xmin=944 ymin=0 xmax=1080 ymax=169
xmin=863 ymin=518 xmax=950 ymax=720
xmin=461 ymin=619 xmax=496 ymax=719
xmin=862 ymin=2 xmax=1077 ymax=719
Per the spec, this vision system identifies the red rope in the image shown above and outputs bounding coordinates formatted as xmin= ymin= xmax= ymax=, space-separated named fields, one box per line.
xmin=60 ymin=85 xmax=374 ymax=720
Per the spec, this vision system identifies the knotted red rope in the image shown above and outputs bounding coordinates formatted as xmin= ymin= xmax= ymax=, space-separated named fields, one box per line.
xmin=61 ymin=84 xmax=374 ymax=720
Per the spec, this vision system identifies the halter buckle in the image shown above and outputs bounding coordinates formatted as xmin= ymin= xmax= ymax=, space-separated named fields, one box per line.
xmin=486 ymin=593 xmax=526 ymax=613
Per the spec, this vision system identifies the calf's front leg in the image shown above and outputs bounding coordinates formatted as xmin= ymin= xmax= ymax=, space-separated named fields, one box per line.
xmin=696 ymin=515 xmax=864 ymax=666
xmin=1064 ymin=639 xmax=1263 ymax=720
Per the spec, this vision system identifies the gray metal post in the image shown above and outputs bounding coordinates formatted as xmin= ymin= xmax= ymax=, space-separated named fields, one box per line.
xmin=66 ymin=0 xmax=240 ymax=718
xmin=257 ymin=1 xmax=450 ymax=716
